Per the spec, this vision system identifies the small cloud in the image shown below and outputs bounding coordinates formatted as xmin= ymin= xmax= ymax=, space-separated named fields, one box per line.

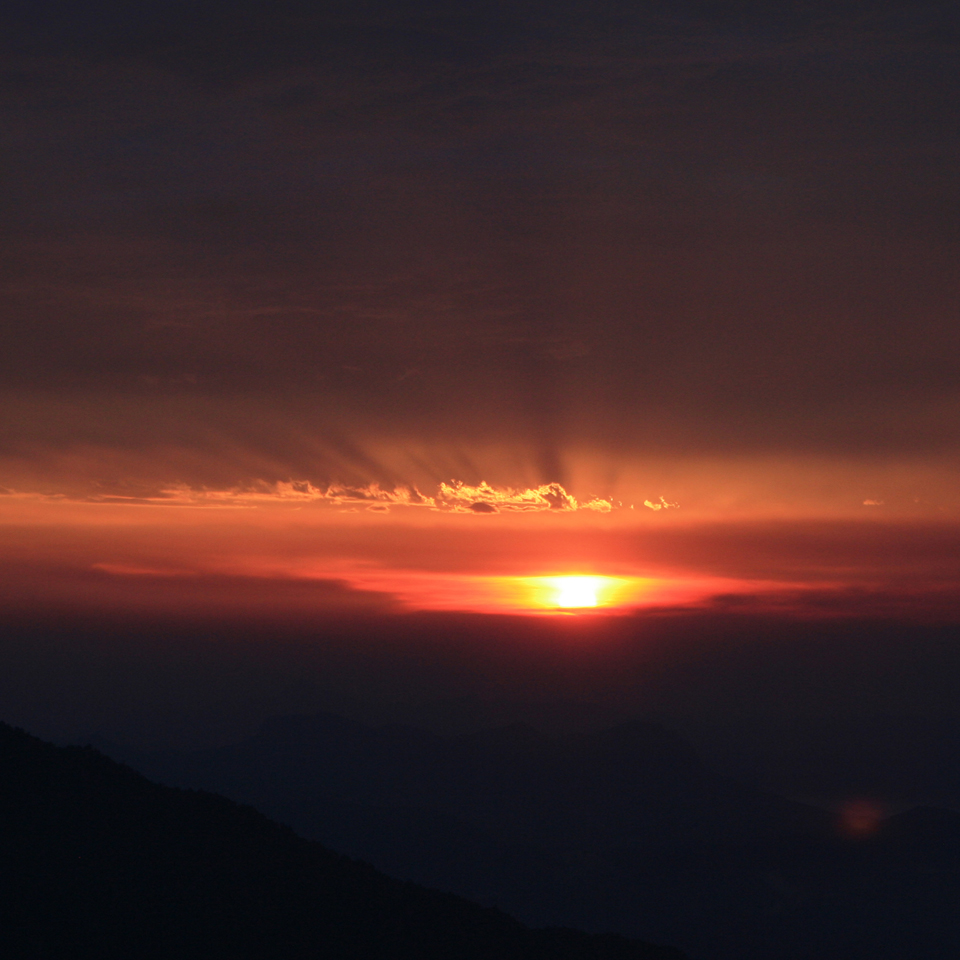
xmin=92 ymin=563 xmax=194 ymax=578
xmin=643 ymin=497 xmax=679 ymax=512
xmin=863 ymin=499 xmax=884 ymax=506
xmin=469 ymin=501 xmax=498 ymax=513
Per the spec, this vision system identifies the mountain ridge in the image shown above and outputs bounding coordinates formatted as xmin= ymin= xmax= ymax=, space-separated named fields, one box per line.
xmin=0 ymin=719 xmax=687 ymax=960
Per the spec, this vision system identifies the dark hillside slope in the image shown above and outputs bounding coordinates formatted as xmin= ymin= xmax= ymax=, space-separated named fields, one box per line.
xmin=0 ymin=722 xmax=685 ymax=960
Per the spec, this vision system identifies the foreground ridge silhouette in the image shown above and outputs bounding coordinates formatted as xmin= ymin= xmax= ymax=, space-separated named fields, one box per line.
xmin=0 ymin=721 xmax=686 ymax=960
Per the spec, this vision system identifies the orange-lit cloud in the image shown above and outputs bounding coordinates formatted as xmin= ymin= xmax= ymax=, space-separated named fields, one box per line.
xmin=643 ymin=497 xmax=679 ymax=512
xmin=0 ymin=478 xmax=621 ymax=515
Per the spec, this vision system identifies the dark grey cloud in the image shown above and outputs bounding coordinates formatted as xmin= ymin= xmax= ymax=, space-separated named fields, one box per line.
xmin=2 ymin=0 xmax=959 ymax=488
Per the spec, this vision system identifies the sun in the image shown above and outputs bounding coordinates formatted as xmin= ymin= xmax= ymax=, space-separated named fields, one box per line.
xmin=549 ymin=576 xmax=603 ymax=608
xmin=499 ymin=574 xmax=640 ymax=613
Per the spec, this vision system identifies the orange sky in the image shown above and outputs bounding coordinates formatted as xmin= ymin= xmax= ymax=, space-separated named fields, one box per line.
xmin=4 ymin=466 xmax=959 ymax=622
xmin=3 ymin=5 xmax=960 ymax=632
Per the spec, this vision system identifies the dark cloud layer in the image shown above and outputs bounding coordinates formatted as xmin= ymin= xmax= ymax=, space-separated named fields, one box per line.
xmin=3 ymin=1 xmax=960 ymax=491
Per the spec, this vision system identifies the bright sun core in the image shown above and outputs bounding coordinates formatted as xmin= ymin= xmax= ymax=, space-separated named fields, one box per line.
xmin=548 ymin=576 xmax=603 ymax=608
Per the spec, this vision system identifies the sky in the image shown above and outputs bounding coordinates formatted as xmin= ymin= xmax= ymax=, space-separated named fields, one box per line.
xmin=2 ymin=2 xmax=960 ymax=791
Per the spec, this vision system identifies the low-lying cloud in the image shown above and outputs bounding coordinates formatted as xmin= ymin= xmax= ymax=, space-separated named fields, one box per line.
xmin=66 ymin=479 xmax=621 ymax=514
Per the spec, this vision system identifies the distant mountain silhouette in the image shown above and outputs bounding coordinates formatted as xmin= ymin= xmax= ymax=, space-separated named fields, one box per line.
xmin=94 ymin=712 xmax=960 ymax=960
xmin=0 ymin=721 xmax=689 ymax=960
